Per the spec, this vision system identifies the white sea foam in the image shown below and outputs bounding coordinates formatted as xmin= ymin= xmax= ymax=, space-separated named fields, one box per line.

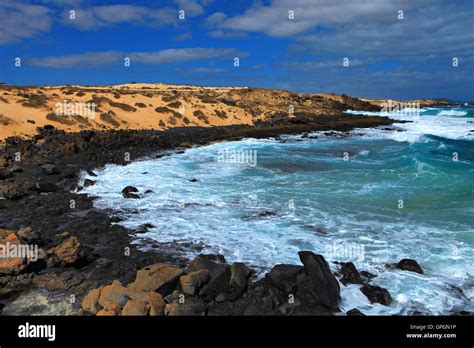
xmin=81 ymin=108 xmax=474 ymax=315
xmin=345 ymin=107 xmax=473 ymax=142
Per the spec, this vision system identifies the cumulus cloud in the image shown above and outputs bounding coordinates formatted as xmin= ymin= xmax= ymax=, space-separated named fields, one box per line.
xmin=60 ymin=5 xmax=176 ymax=30
xmin=28 ymin=48 xmax=247 ymax=68
xmin=206 ymin=0 xmax=417 ymax=37
xmin=0 ymin=1 xmax=52 ymax=44
xmin=61 ymin=0 xmax=210 ymax=30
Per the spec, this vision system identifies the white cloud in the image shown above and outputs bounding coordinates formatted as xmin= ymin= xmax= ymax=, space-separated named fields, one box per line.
xmin=61 ymin=5 xmax=177 ymax=30
xmin=207 ymin=0 xmax=416 ymax=37
xmin=0 ymin=1 xmax=52 ymax=44
xmin=28 ymin=48 xmax=246 ymax=68
xmin=29 ymin=51 xmax=122 ymax=68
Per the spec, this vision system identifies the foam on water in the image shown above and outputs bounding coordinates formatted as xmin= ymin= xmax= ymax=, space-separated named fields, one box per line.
xmin=345 ymin=106 xmax=474 ymax=142
xmin=82 ymin=106 xmax=474 ymax=315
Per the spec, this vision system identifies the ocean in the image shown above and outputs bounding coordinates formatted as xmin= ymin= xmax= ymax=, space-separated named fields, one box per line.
xmin=82 ymin=105 xmax=474 ymax=315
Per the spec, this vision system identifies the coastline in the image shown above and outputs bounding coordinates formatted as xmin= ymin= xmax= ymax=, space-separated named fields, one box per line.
xmin=0 ymin=113 xmax=400 ymax=315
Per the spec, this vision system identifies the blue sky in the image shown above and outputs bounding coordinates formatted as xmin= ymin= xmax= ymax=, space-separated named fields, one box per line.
xmin=0 ymin=0 xmax=473 ymax=100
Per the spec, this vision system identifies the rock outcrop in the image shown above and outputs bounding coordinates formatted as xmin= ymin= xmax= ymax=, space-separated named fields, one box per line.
xmin=80 ymin=251 xmax=343 ymax=316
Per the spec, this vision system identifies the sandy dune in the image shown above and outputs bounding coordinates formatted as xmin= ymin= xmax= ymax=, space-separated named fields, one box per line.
xmin=0 ymin=83 xmax=450 ymax=141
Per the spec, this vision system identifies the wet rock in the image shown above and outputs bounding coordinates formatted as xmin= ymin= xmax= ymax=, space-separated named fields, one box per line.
xmin=360 ymin=284 xmax=392 ymax=305
xmin=347 ymin=308 xmax=365 ymax=316
xmin=199 ymin=264 xmax=231 ymax=301
xmin=186 ymin=254 xmax=226 ymax=273
xmin=51 ymin=236 xmax=87 ymax=267
xmin=189 ymin=178 xmax=198 ymax=182
xmin=129 ymin=263 xmax=184 ymax=296
xmin=122 ymin=186 xmax=138 ymax=194
xmin=133 ymin=223 xmax=155 ymax=234
xmin=298 ymin=251 xmax=340 ymax=310
xmin=266 ymin=264 xmax=304 ymax=294
xmin=360 ymin=270 xmax=376 ymax=280
xmin=123 ymin=192 xmax=140 ymax=199
xmin=180 ymin=270 xmax=211 ymax=296
xmin=86 ymin=169 xmax=97 ymax=177
xmin=83 ymin=179 xmax=95 ymax=187
xmin=33 ymin=182 xmax=58 ymax=193
xmin=41 ymin=164 xmax=59 ymax=175
xmin=337 ymin=262 xmax=363 ymax=285
xmin=393 ymin=259 xmax=424 ymax=274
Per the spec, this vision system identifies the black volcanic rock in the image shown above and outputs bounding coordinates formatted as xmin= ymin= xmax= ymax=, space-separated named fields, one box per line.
xmin=360 ymin=284 xmax=392 ymax=305
xmin=83 ymin=179 xmax=95 ymax=187
xmin=33 ymin=181 xmax=59 ymax=192
xmin=346 ymin=308 xmax=365 ymax=316
xmin=122 ymin=186 xmax=138 ymax=194
xmin=266 ymin=264 xmax=304 ymax=294
xmin=298 ymin=251 xmax=340 ymax=310
xmin=198 ymin=264 xmax=231 ymax=301
xmin=122 ymin=186 xmax=139 ymax=199
xmin=394 ymin=259 xmax=424 ymax=274
xmin=337 ymin=262 xmax=363 ymax=285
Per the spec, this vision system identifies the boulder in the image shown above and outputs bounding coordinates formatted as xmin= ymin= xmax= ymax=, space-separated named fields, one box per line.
xmin=394 ymin=259 xmax=424 ymax=274
xmin=186 ymin=254 xmax=226 ymax=273
xmin=180 ymin=270 xmax=211 ymax=296
xmin=226 ymin=262 xmax=252 ymax=300
xmin=51 ymin=236 xmax=87 ymax=267
xmin=266 ymin=264 xmax=304 ymax=294
xmin=83 ymin=179 xmax=95 ymax=187
xmin=298 ymin=251 xmax=340 ymax=310
xmin=96 ymin=304 xmax=120 ymax=316
xmin=0 ymin=229 xmax=45 ymax=275
xmin=81 ymin=288 xmax=101 ymax=315
xmin=98 ymin=280 xmax=130 ymax=308
xmin=164 ymin=297 xmax=206 ymax=316
xmin=198 ymin=264 xmax=231 ymax=301
xmin=143 ymin=291 xmax=166 ymax=316
xmin=82 ymin=280 xmax=166 ymax=316
xmin=346 ymin=308 xmax=365 ymax=316
xmin=121 ymin=300 xmax=148 ymax=316
xmin=123 ymin=192 xmax=140 ymax=199
xmin=337 ymin=262 xmax=363 ymax=285
xmin=0 ymin=232 xmax=27 ymax=275
xmin=122 ymin=186 xmax=139 ymax=194
xmin=129 ymin=263 xmax=183 ymax=295
xmin=360 ymin=284 xmax=392 ymax=305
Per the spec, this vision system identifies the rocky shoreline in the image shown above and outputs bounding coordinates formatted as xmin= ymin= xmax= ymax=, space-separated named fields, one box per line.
xmin=0 ymin=112 xmax=430 ymax=316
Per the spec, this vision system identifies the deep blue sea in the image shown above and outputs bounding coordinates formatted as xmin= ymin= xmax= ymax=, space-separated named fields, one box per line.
xmin=82 ymin=106 xmax=474 ymax=315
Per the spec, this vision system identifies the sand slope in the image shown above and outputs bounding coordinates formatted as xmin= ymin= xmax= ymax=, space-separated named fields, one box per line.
xmin=0 ymin=83 xmax=449 ymax=141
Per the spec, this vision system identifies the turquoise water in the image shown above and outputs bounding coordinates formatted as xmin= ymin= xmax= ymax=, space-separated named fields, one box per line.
xmin=83 ymin=106 xmax=473 ymax=315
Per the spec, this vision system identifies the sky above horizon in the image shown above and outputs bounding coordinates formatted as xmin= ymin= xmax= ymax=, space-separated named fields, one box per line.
xmin=0 ymin=0 xmax=473 ymax=100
